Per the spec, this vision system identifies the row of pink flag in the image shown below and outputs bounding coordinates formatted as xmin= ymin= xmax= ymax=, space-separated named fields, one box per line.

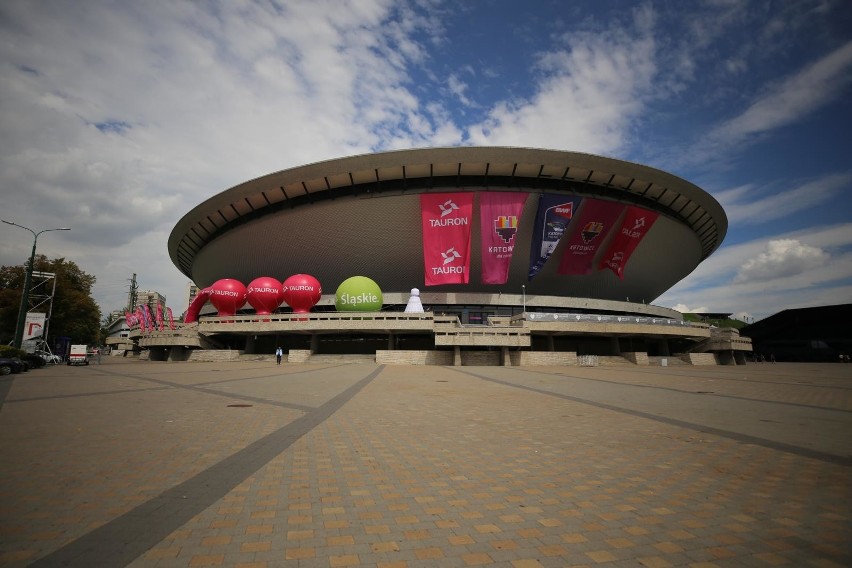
xmin=125 ymin=302 xmax=176 ymax=332
xmin=420 ymin=192 xmax=658 ymax=286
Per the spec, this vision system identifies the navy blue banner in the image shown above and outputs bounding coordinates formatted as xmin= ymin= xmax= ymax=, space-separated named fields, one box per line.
xmin=528 ymin=194 xmax=584 ymax=279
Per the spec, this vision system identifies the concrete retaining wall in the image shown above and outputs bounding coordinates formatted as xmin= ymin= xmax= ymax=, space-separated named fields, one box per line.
xmin=509 ymin=351 xmax=578 ymax=366
xmin=187 ymin=350 xmax=243 ymax=362
xmin=460 ymin=351 xmax=501 ymax=366
xmin=681 ymin=353 xmax=718 ymax=365
xmin=376 ymin=350 xmax=454 ymax=365
xmin=622 ymin=352 xmax=649 ymax=365
xmin=287 ymin=349 xmax=313 ymax=363
xmin=598 ymin=355 xmax=632 ymax=366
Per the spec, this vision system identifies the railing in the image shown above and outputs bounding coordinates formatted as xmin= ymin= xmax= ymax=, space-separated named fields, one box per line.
xmin=199 ymin=312 xmax=435 ymax=325
xmin=435 ymin=327 xmax=528 ymax=339
xmin=523 ymin=312 xmax=704 ymax=328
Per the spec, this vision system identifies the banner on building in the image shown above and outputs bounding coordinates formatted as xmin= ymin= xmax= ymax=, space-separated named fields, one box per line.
xmin=421 ymin=192 xmax=473 ymax=285
xmin=24 ymin=312 xmax=46 ymax=340
xmin=480 ymin=192 xmax=528 ymax=285
xmin=599 ymin=206 xmax=660 ymax=279
xmin=528 ymin=194 xmax=583 ymax=279
xmin=558 ymin=199 xmax=626 ymax=275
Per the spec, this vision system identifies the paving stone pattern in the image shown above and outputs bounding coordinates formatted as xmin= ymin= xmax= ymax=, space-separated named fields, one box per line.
xmin=0 ymin=360 xmax=850 ymax=567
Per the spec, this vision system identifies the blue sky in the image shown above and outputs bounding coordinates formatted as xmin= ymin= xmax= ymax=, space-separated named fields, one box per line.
xmin=1 ymin=0 xmax=850 ymax=321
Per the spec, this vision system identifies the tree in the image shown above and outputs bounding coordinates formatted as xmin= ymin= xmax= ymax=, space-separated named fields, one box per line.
xmin=0 ymin=254 xmax=101 ymax=346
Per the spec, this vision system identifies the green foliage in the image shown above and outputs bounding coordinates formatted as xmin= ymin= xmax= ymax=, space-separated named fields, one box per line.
xmin=0 ymin=345 xmax=25 ymax=358
xmin=682 ymin=313 xmax=746 ymax=329
xmin=0 ymin=254 xmax=101 ymax=345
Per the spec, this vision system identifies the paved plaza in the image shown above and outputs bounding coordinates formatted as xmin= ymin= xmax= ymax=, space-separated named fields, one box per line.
xmin=0 ymin=359 xmax=850 ymax=567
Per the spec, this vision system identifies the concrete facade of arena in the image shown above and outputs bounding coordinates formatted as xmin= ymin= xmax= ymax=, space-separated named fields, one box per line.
xmin=150 ymin=147 xmax=751 ymax=365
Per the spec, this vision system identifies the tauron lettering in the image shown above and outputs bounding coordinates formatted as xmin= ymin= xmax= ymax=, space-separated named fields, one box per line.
xmin=429 ymin=217 xmax=469 ymax=227
xmin=431 ymin=266 xmax=465 ymax=274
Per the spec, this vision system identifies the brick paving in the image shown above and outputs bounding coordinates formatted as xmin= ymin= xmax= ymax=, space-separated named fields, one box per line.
xmin=0 ymin=359 xmax=850 ymax=567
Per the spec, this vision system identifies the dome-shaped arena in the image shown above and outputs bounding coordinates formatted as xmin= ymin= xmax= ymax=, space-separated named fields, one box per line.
xmin=162 ymin=147 xmax=748 ymax=365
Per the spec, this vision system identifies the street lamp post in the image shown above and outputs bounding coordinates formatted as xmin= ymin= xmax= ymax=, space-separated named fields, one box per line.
xmin=2 ymin=220 xmax=70 ymax=349
xmin=521 ymin=284 xmax=526 ymax=316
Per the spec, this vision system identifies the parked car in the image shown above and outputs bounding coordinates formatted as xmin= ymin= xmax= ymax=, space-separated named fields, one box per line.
xmin=0 ymin=357 xmax=26 ymax=375
xmin=36 ymin=351 xmax=62 ymax=365
xmin=22 ymin=353 xmax=46 ymax=369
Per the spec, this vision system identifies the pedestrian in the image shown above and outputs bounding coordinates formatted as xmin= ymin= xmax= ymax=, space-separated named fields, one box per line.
xmin=275 ymin=346 xmax=283 ymax=365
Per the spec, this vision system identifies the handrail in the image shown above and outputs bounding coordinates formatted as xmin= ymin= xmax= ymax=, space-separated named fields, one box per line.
xmin=199 ymin=312 xmax=436 ymax=325
xmin=524 ymin=312 xmax=703 ymax=327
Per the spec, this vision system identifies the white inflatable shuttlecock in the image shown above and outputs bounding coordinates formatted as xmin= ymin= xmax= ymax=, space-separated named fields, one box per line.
xmin=404 ymin=288 xmax=424 ymax=313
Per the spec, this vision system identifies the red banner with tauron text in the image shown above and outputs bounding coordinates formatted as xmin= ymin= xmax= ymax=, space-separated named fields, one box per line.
xmin=421 ymin=193 xmax=473 ymax=286
xmin=599 ymin=206 xmax=659 ymax=279
xmin=557 ymin=199 xmax=625 ymax=275
xmin=480 ymin=192 xmax=528 ymax=285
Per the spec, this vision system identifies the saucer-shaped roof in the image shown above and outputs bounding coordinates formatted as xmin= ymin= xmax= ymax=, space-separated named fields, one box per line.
xmin=168 ymin=147 xmax=726 ymax=303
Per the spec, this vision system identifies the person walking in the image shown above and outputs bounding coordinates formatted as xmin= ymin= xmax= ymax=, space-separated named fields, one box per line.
xmin=275 ymin=346 xmax=283 ymax=365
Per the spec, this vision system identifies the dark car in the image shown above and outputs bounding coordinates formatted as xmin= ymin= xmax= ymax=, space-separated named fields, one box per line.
xmin=0 ymin=357 xmax=26 ymax=375
xmin=22 ymin=353 xmax=46 ymax=369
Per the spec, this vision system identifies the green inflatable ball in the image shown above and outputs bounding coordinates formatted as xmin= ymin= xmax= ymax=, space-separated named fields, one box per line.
xmin=335 ymin=276 xmax=383 ymax=311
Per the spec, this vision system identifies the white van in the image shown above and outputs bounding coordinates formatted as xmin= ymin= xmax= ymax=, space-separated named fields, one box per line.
xmin=68 ymin=345 xmax=89 ymax=366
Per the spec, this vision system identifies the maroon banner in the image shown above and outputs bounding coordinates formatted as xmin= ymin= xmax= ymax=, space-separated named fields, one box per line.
xmin=599 ymin=206 xmax=660 ymax=279
xmin=421 ymin=193 xmax=473 ymax=285
xmin=557 ymin=199 xmax=625 ymax=275
xmin=480 ymin=192 xmax=528 ymax=284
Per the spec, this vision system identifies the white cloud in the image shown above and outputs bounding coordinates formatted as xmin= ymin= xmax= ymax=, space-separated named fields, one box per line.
xmin=709 ymin=40 xmax=852 ymax=147
xmin=465 ymin=5 xmax=657 ymax=153
xmin=657 ymin=223 xmax=852 ymax=319
xmin=447 ymin=74 xmax=473 ymax=107
xmin=715 ymin=173 xmax=852 ymax=225
xmin=0 ymin=0 xmax=849 ymax=326
xmin=671 ymin=303 xmax=708 ymax=314
xmin=0 ymin=0 xmax=448 ymax=313
xmin=734 ymin=239 xmax=829 ymax=283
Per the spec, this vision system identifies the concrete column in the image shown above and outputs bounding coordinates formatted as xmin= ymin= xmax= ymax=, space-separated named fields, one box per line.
xmin=547 ymin=334 xmax=555 ymax=352
xmin=245 ymin=335 xmax=256 ymax=354
xmin=501 ymin=347 xmax=509 ymax=366
xmin=388 ymin=332 xmax=395 ymax=350
xmin=454 ymin=346 xmax=461 ymax=366
xmin=310 ymin=334 xmax=319 ymax=353
xmin=611 ymin=336 xmax=620 ymax=356
xmin=168 ymin=346 xmax=186 ymax=361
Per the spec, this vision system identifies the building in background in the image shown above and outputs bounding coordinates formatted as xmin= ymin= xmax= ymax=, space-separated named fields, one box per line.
xmin=184 ymin=282 xmax=199 ymax=315
xmin=136 ymin=290 xmax=166 ymax=314
xmin=741 ymin=304 xmax=852 ymax=362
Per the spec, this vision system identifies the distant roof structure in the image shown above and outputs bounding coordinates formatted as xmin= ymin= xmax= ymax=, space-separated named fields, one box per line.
xmin=694 ymin=312 xmax=733 ymax=320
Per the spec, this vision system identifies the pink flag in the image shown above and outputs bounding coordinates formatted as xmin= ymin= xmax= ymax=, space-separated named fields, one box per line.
xmin=421 ymin=193 xmax=473 ymax=285
xmin=143 ymin=304 xmax=154 ymax=332
xmin=480 ymin=192 xmax=528 ymax=284
xmin=599 ymin=206 xmax=659 ymax=279
xmin=557 ymin=199 xmax=625 ymax=275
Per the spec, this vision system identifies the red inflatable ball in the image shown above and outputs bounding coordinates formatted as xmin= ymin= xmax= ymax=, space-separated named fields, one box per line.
xmin=208 ymin=278 xmax=247 ymax=316
xmin=282 ymin=274 xmax=322 ymax=314
xmin=246 ymin=277 xmax=284 ymax=315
